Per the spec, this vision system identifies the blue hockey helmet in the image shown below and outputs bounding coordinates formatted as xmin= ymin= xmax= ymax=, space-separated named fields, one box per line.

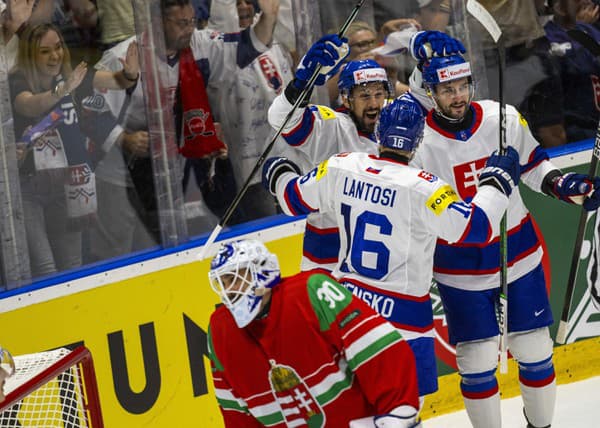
xmin=338 ymin=59 xmax=391 ymax=96
xmin=208 ymin=239 xmax=281 ymax=328
xmin=421 ymin=53 xmax=472 ymax=89
xmin=375 ymin=95 xmax=425 ymax=153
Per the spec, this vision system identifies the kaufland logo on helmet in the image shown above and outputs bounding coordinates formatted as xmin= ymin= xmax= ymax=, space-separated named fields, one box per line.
xmin=353 ymin=67 xmax=387 ymax=84
xmin=437 ymin=62 xmax=471 ymax=83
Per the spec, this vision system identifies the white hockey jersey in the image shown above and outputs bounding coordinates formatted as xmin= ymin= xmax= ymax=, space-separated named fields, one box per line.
xmin=273 ymin=151 xmax=509 ymax=337
xmin=94 ymin=27 xmax=269 ymax=187
xmin=268 ymin=94 xmax=379 ymax=271
xmin=411 ymin=100 xmax=557 ymax=291
xmin=209 ymin=43 xmax=293 ymax=186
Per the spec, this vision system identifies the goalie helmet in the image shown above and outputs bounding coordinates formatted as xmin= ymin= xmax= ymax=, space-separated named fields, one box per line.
xmin=208 ymin=239 xmax=281 ymax=328
xmin=338 ymin=59 xmax=392 ymax=97
xmin=375 ymin=95 xmax=424 ymax=154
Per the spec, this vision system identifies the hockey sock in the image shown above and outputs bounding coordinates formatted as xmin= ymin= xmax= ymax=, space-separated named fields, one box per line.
xmin=460 ymin=369 xmax=501 ymax=428
xmin=519 ymin=356 xmax=556 ymax=428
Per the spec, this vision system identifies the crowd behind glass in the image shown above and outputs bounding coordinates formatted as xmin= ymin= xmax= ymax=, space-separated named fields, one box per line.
xmin=0 ymin=0 xmax=598 ymax=289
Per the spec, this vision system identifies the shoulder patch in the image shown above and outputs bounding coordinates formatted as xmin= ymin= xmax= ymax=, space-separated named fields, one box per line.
xmin=307 ymin=274 xmax=353 ymax=331
xmin=426 ymin=184 xmax=460 ymax=215
xmin=317 ymin=105 xmax=336 ymax=120
xmin=316 ymin=160 xmax=328 ymax=181
xmin=518 ymin=112 xmax=529 ymax=128
xmin=418 ymin=170 xmax=438 ymax=183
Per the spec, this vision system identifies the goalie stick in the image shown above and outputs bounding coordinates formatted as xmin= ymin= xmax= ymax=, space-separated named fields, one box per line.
xmin=196 ymin=0 xmax=366 ymax=262
xmin=555 ymin=27 xmax=600 ymax=344
xmin=466 ymin=0 xmax=509 ymax=373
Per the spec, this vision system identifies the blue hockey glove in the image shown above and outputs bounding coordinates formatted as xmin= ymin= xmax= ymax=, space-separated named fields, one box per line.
xmin=478 ymin=146 xmax=521 ymax=197
xmin=262 ymin=156 xmax=301 ymax=195
xmin=293 ymin=34 xmax=349 ymax=90
xmin=410 ymin=30 xmax=466 ymax=61
xmin=551 ymin=172 xmax=600 ymax=210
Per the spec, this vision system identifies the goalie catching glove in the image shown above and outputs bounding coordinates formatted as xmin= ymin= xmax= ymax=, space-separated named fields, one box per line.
xmin=549 ymin=172 xmax=600 ymax=211
xmin=293 ymin=34 xmax=349 ymax=91
xmin=262 ymin=156 xmax=301 ymax=195
xmin=478 ymin=146 xmax=521 ymax=197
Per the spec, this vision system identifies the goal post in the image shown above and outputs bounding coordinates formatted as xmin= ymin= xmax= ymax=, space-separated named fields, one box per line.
xmin=0 ymin=346 xmax=103 ymax=427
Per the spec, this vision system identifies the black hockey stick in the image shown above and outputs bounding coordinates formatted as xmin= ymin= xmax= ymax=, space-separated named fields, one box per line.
xmin=196 ymin=0 xmax=366 ymax=261
xmin=555 ymin=27 xmax=600 ymax=344
xmin=466 ymin=0 xmax=509 ymax=373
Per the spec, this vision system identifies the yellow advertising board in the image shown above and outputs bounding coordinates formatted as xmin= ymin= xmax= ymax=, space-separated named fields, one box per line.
xmin=0 ymin=229 xmax=304 ymax=427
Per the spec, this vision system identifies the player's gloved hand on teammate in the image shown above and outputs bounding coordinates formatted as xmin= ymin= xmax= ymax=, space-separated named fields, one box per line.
xmin=410 ymin=30 xmax=466 ymax=61
xmin=551 ymin=172 xmax=600 ymax=210
xmin=262 ymin=156 xmax=301 ymax=195
xmin=478 ymin=146 xmax=521 ymax=197
xmin=293 ymin=34 xmax=350 ymax=91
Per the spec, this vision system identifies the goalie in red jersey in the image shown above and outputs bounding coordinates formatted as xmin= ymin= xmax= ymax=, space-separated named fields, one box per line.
xmin=207 ymin=239 xmax=421 ymax=427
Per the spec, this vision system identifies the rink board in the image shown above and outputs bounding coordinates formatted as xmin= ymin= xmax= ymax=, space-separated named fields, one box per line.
xmin=0 ymin=141 xmax=599 ymax=425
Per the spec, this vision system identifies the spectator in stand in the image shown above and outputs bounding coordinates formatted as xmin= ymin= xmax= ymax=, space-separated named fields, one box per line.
xmin=545 ymin=0 xmax=600 ymax=142
xmin=470 ymin=0 xmax=566 ymax=148
xmin=0 ymin=0 xmax=35 ymax=69
xmin=90 ymin=0 xmax=279 ymax=261
xmin=9 ymin=23 xmax=138 ymax=277
xmin=95 ymin=0 xmax=136 ymax=52
xmin=28 ymin=0 xmax=99 ymax=64
xmin=208 ymin=0 xmax=294 ymax=221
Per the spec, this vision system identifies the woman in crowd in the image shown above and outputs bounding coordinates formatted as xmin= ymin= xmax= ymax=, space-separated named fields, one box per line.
xmin=9 ymin=23 xmax=138 ymax=277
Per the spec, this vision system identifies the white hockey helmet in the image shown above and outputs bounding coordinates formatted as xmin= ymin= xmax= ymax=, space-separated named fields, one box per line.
xmin=208 ymin=239 xmax=281 ymax=328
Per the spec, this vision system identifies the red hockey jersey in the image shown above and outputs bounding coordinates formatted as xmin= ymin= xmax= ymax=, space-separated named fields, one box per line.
xmin=208 ymin=271 xmax=419 ymax=427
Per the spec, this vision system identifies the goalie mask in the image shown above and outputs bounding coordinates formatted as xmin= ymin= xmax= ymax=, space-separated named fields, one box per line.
xmin=208 ymin=239 xmax=281 ymax=328
xmin=376 ymin=95 xmax=425 ymax=156
xmin=421 ymin=53 xmax=474 ymax=121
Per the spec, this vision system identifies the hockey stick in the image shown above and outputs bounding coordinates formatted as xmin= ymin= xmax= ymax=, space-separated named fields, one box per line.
xmin=196 ymin=0 xmax=366 ymax=261
xmin=466 ymin=0 xmax=509 ymax=373
xmin=555 ymin=28 xmax=600 ymax=344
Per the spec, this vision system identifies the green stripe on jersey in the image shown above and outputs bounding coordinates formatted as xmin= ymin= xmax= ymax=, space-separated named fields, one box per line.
xmin=307 ymin=274 xmax=353 ymax=331
xmin=207 ymin=323 xmax=225 ymax=372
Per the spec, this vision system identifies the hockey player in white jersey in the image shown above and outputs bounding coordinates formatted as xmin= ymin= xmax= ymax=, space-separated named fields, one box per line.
xmin=408 ymin=47 xmax=600 ymax=428
xmin=263 ymin=95 xmax=520 ymax=402
xmin=267 ymin=32 xmax=465 ymax=272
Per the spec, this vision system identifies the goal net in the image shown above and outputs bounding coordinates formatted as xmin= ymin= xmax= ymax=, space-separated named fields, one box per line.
xmin=0 ymin=346 xmax=103 ymax=427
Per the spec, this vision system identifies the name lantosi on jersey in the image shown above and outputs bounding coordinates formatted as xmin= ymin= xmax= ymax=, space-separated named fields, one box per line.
xmin=344 ymin=283 xmax=394 ymax=318
xmin=342 ymin=177 xmax=397 ymax=207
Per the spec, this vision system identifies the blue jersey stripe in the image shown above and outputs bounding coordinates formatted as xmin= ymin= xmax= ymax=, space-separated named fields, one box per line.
xmin=283 ymin=179 xmax=314 ymax=215
xmin=282 ymin=107 xmax=316 ymax=147
xmin=303 ymin=226 xmax=340 ymax=263
xmin=522 ymin=146 xmax=549 ymax=174
xmin=342 ymin=279 xmax=433 ymax=330
xmin=459 ymin=205 xmax=492 ymax=243
xmin=434 ymin=216 xmax=540 ymax=274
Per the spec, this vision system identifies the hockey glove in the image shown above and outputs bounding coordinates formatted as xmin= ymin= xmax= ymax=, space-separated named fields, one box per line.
xmin=293 ymin=34 xmax=349 ymax=91
xmin=551 ymin=172 xmax=600 ymax=210
xmin=262 ymin=156 xmax=301 ymax=195
xmin=409 ymin=30 xmax=466 ymax=61
xmin=478 ymin=146 xmax=521 ymax=197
